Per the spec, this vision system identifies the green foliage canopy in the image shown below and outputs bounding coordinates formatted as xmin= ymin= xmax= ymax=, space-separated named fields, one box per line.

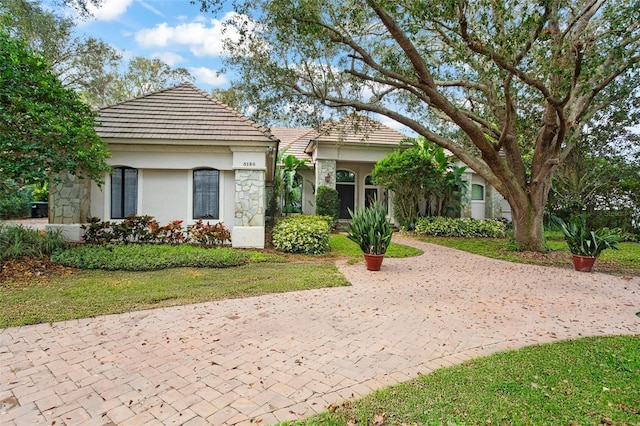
xmin=0 ymin=31 xmax=110 ymax=188
xmin=372 ymin=137 xmax=467 ymax=227
xmin=194 ymin=0 xmax=640 ymax=252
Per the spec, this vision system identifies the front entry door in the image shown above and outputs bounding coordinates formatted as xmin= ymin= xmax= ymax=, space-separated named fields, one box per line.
xmin=337 ymin=184 xmax=355 ymax=219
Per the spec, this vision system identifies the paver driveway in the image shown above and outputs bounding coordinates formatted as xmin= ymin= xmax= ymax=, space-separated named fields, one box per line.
xmin=1 ymin=236 xmax=639 ymax=425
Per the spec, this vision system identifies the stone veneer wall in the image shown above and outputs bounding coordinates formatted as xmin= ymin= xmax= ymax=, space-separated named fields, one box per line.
xmin=461 ymin=174 xmax=473 ymax=218
xmin=315 ymin=159 xmax=337 ymax=189
xmin=49 ymin=172 xmax=91 ymax=224
xmin=234 ymin=170 xmax=265 ymax=227
xmin=485 ymin=185 xmax=503 ymax=219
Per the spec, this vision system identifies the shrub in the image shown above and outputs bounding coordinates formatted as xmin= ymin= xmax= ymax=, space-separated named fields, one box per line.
xmin=0 ymin=225 xmax=68 ymax=261
xmin=112 ymin=215 xmax=158 ymax=243
xmin=414 ymin=217 xmax=507 ymax=238
xmin=0 ymin=189 xmax=31 ymax=219
xmin=188 ymin=220 xmax=231 ymax=246
xmin=272 ymin=215 xmax=331 ymax=254
xmin=51 ymin=244 xmax=250 ymax=271
xmin=83 ymin=215 xmax=161 ymax=244
xmin=82 ymin=217 xmax=117 ymax=244
xmin=153 ymin=220 xmax=187 ymax=245
xmin=82 ymin=215 xmax=232 ymax=247
xmin=316 ymin=186 xmax=340 ymax=224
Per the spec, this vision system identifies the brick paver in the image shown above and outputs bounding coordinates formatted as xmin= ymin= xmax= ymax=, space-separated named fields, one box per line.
xmin=1 ymin=236 xmax=639 ymax=425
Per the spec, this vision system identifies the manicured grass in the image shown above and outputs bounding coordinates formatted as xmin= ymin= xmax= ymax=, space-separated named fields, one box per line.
xmin=419 ymin=233 xmax=640 ymax=275
xmin=0 ymin=233 xmax=420 ymax=327
xmin=283 ymin=335 xmax=640 ymax=425
xmin=0 ymin=263 xmax=350 ymax=327
xmin=329 ymin=233 xmax=423 ymax=258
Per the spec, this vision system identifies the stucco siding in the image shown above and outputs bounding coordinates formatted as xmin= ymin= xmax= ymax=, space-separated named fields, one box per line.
xmin=108 ymin=147 xmax=233 ymax=171
xmin=141 ymin=170 xmax=188 ymax=225
xmin=223 ymin=172 xmax=235 ymax=228
xmin=90 ymin=181 xmax=104 ymax=220
xmin=299 ymin=169 xmax=315 ymax=215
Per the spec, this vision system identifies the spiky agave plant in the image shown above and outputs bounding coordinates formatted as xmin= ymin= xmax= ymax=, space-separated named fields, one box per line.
xmin=347 ymin=202 xmax=393 ymax=255
xmin=553 ymin=215 xmax=620 ymax=257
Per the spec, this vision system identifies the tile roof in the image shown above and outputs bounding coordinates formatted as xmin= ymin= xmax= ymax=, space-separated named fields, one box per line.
xmin=95 ymin=83 xmax=277 ymax=143
xmin=310 ymin=114 xmax=407 ymax=146
xmin=271 ymin=114 xmax=407 ymax=161
xmin=270 ymin=128 xmax=314 ymax=161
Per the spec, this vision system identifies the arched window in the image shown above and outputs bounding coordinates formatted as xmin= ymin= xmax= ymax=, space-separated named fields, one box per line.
xmin=471 ymin=184 xmax=485 ymax=201
xmin=111 ymin=167 xmax=137 ymax=219
xmin=336 ymin=170 xmax=355 ymax=183
xmin=193 ymin=169 xmax=220 ymax=219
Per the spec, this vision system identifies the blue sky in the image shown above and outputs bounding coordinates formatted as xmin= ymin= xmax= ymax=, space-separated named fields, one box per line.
xmin=72 ymin=0 xmax=236 ymax=91
xmin=68 ymin=0 xmax=411 ymax=133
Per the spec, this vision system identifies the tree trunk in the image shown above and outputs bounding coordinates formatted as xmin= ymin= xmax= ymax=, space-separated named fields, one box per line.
xmin=509 ymin=195 xmax=547 ymax=252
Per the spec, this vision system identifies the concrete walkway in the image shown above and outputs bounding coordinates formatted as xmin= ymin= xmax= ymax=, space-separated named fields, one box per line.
xmin=1 ymin=236 xmax=639 ymax=425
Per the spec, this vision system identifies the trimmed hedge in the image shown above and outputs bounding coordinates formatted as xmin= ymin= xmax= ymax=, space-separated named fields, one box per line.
xmin=51 ymin=244 xmax=250 ymax=271
xmin=414 ymin=217 xmax=507 ymax=238
xmin=316 ymin=186 xmax=340 ymax=223
xmin=272 ymin=215 xmax=331 ymax=254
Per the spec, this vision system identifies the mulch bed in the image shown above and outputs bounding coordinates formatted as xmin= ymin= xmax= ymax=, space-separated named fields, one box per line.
xmin=0 ymin=256 xmax=73 ymax=285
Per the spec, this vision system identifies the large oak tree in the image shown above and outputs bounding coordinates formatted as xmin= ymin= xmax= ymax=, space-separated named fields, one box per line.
xmin=198 ymin=0 xmax=639 ymax=251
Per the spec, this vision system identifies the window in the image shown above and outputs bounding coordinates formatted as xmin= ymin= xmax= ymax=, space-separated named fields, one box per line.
xmin=193 ymin=169 xmax=219 ymax=219
xmin=336 ymin=170 xmax=355 ymax=183
xmin=364 ymin=175 xmax=378 ymax=209
xmin=471 ymin=184 xmax=485 ymax=201
xmin=111 ymin=167 xmax=137 ymax=219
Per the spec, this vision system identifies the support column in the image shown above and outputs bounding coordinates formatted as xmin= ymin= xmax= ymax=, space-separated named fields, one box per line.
xmin=47 ymin=172 xmax=91 ymax=241
xmin=233 ymin=169 xmax=265 ymax=248
xmin=315 ymin=159 xmax=337 ymax=189
xmin=461 ymin=172 xmax=473 ymax=218
xmin=485 ymin=185 xmax=503 ymax=219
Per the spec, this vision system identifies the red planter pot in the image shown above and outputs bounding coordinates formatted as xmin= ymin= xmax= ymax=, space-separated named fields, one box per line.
xmin=363 ymin=253 xmax=385 ymax=271
xmin=572 ymin=254 xmax=597 ymax=272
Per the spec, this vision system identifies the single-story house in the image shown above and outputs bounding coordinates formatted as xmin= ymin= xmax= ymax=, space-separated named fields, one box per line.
xmin=47 ymin=83 xmax=509 ymax=248
xmin=271 ymin=114 xmax=510 ymax=223
xmin=48 ymin=83 xmax=278 ymax=248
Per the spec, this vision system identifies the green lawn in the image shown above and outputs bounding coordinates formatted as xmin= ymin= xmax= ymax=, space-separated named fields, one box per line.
xmin=418 ymin=233 xmax=640 ymax=275
xmin=283 ymin=335 xmax=640 ymax=425
xmin=0 ymin=235 xmax=421 ymax=327
xmin=329 ymin=233 xmax=423 ymax=259
xmin=0 ymin=263 xmax=350 ymax=328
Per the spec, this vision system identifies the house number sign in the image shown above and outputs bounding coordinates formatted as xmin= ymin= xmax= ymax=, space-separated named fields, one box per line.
xmin=233 ymin=152 xmax=265 ymax=169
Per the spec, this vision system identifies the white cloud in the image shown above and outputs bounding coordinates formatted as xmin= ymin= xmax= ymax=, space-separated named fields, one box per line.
xmin=87 ymin=0 xmax=134 ymax=21
xmin=189 ymin=67 xmax=229 ymax=86
xmin=134 ymin=12 xmax=242 ymax=57
xmin=152 ymin=51 xmax=185 ymax=66
xmin=138 ymin=0 xmax=164 ymax=17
